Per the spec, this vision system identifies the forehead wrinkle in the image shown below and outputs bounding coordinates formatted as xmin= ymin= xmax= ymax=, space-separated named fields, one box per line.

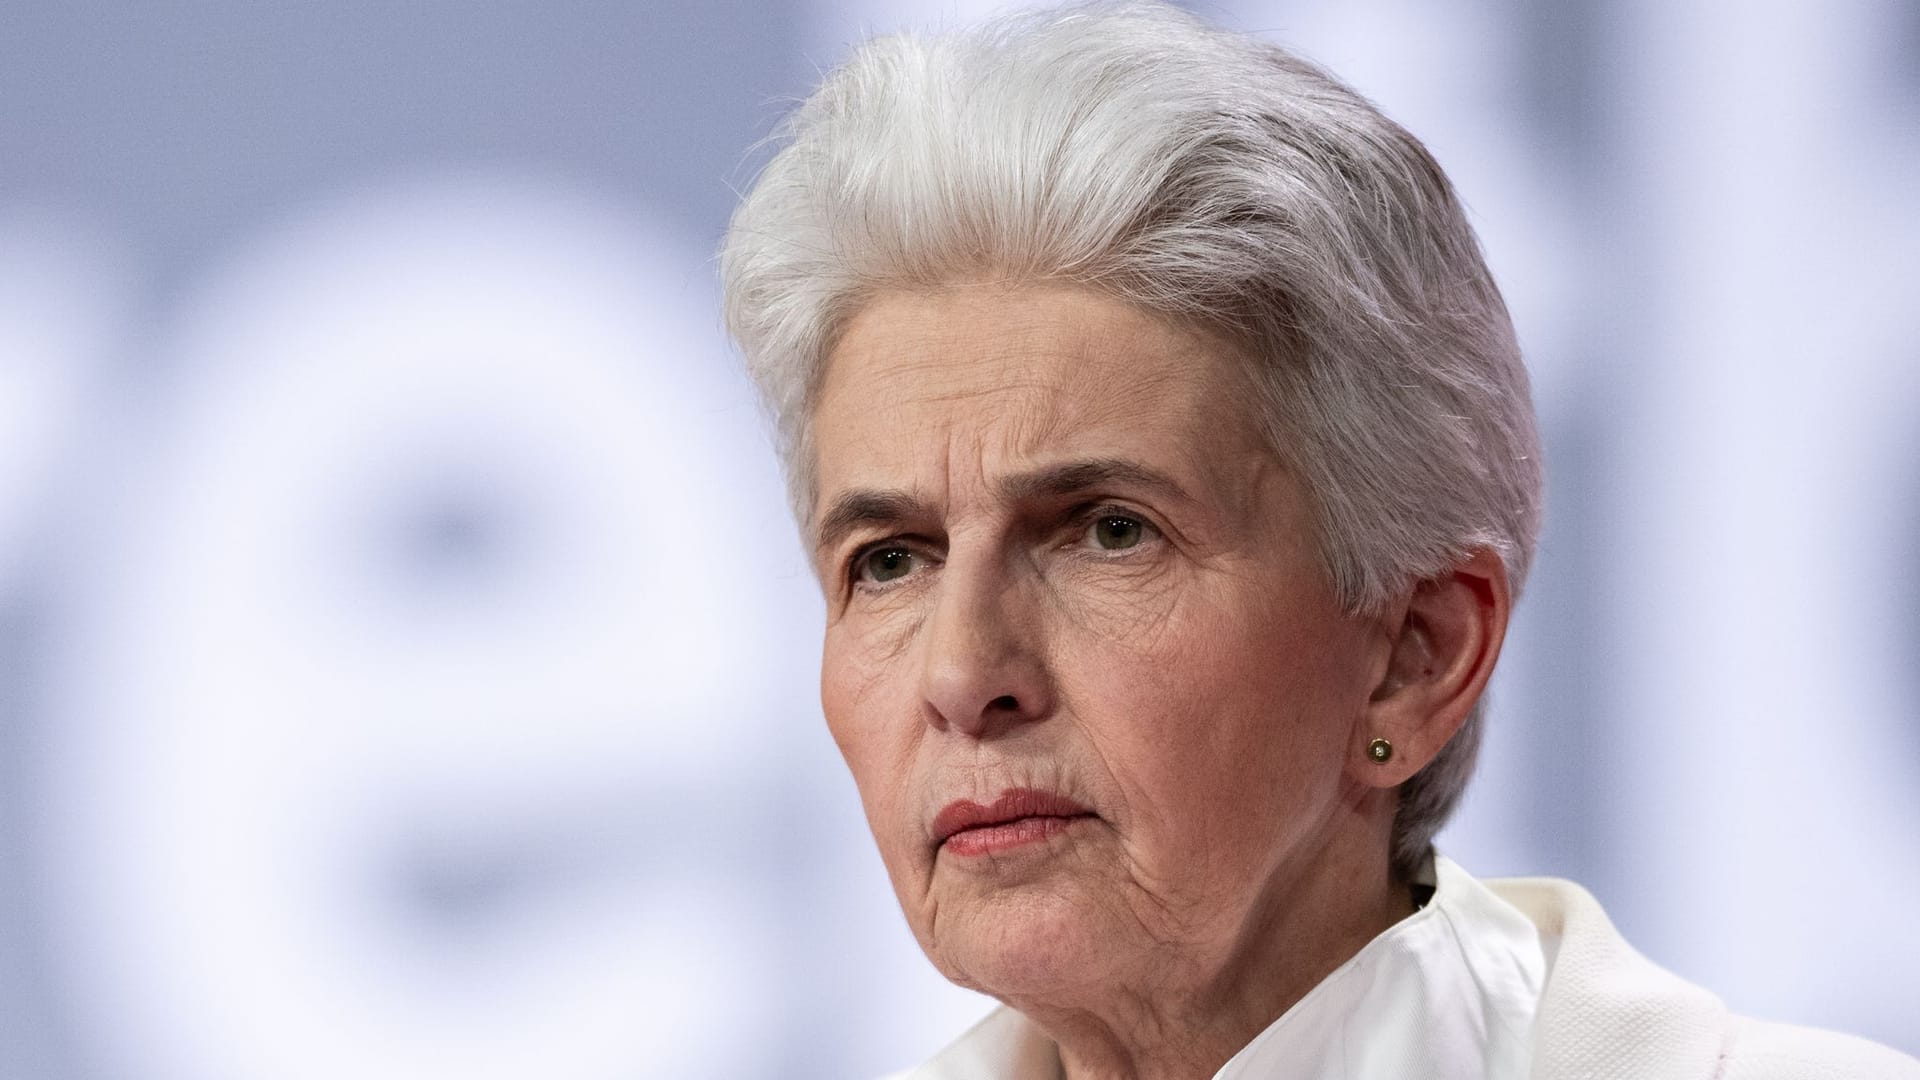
xmin=1009 ymin=365 xmax=1258 ymax=524
xmin=814 ymin=285 xmax=1283 ymax=544
xmin=1030 ymin=364 xmax=1189 ymax=451
xmin=1014 ymin=309 xmax=1241 ymax=448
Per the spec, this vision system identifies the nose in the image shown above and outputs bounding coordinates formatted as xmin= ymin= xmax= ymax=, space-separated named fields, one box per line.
xmin=917 ymin=556 xmax=1053 ymax=738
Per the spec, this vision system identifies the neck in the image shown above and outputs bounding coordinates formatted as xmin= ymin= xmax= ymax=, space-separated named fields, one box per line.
xmin=1020 ymin=790 xmax=1411 ymax=1080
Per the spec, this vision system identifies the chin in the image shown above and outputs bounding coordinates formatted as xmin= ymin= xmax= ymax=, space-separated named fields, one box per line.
xmin=920 ymin=877 xmax=1129 ymax=1002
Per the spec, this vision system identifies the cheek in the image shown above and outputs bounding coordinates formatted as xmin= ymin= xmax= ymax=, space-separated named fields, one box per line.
xmin=1061 ymin=580 xmax=1359 ymax=864
xmin=821 ymin=634 xmax=890 ymax=777
xmin=820 ymin=629 xmax=922 ymax=856
xmin=820 ymin=579 xmax=937 ymax=770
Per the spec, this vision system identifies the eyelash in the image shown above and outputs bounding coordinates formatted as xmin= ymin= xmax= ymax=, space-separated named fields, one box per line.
xmin=844 ymin=504 xmax=1162 ymax=590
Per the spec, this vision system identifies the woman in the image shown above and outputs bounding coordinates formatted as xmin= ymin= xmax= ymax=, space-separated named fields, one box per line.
xmin=720 ymin=3 xmax=1920 ymax=1077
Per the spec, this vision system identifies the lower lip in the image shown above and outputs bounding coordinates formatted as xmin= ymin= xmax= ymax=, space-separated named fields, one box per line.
xmin=942 ymin=815 xmax=1092 ymax=857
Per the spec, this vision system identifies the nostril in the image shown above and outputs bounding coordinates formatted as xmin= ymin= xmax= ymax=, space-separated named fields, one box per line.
xmin=988 ymin=694 xmax=1020 ymax=712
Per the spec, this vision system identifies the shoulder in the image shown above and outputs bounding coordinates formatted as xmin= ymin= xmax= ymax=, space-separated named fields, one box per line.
xmin=1482 ymin=872 xmax=1919 ymax=1080
xmin=1720 ymin=1017 xmax=1920 ymax=1080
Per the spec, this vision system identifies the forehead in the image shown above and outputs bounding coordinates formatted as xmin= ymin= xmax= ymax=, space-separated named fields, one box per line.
xmin=811 ymin=285 xmax=1264 ymax=504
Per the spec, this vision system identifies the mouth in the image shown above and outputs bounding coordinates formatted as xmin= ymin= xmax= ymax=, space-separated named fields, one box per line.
xmin=931 ymin=788 xmax=1097 ymax=857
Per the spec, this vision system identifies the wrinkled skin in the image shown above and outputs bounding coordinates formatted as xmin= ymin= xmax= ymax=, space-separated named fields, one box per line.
xmin=810 ymin=284 xmax=1502 ymax=1079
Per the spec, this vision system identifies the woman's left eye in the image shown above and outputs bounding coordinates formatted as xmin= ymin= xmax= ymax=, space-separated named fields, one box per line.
xmin=1086 ymin=512 xmax=1150 ymax=551
xmin=854 ymin=545 xmax=917 ymax=584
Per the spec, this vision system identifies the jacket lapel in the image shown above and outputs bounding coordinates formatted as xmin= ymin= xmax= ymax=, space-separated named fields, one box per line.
xmin=1490 ymin=877 xmax=1729 ymax=1080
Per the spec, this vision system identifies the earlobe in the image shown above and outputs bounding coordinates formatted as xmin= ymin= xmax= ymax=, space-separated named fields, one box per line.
xmin=1352 ymin=549 xmax=1510 ymax=788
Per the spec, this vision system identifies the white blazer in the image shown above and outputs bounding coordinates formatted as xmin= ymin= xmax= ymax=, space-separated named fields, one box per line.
xmin=884 ymin=858 xmax=1919 ymax=1080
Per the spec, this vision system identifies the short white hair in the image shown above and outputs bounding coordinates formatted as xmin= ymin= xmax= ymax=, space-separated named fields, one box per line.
xmin=720 ymin=0 xmax=1543 ymax=877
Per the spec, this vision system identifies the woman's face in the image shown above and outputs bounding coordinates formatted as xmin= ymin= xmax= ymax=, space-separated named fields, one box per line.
xmin=811 ymin=285 xmax=1385 ymax=1004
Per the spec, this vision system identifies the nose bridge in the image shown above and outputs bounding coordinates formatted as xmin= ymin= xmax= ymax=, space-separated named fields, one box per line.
xmin=918 ymin=538 xmax=1050 ymax=737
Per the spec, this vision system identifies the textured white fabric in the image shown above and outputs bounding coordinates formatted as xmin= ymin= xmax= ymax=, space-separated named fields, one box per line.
xmin=1490 ymin=875 xmax=1920 ymax=1080
xmin=883 ymin=860 xmax=1920 ymax=1080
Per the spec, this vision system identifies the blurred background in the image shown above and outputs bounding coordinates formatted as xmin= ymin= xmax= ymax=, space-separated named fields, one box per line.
xmin=1 ymin=0 xmax=1915 ymax=1076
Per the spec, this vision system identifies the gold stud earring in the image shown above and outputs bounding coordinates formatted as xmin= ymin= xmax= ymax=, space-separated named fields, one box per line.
xmin=1366 ymin=737 xmax=1393 ymax=764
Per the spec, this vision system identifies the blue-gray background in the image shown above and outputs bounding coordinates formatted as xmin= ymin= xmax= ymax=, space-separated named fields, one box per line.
xmin=2 ymin=1 xmax=1915 ymax=1076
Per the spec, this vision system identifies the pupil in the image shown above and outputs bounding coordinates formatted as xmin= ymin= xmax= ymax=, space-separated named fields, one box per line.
xmin=1101 ymin=517 xmax=1139 ymax=548
xmin=872 ymin=549 xmax=909 ymax=580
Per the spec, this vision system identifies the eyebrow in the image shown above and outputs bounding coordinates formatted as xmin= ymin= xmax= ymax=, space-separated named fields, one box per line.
xmin=813 ymin=489 xmax=924 ymax=560
xmin=999 ymin=457 xmax=1190 ymax=505
xmin=812 ymin=456 xmax=1191 ymax=559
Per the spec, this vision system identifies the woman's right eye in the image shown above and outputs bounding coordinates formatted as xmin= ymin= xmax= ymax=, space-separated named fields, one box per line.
xmin=854 ymin=545 xmax=917 ymax=585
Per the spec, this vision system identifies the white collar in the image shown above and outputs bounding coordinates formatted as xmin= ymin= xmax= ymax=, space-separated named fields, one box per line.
xmin=895 ymin=855 xmax=1551 ymax=1080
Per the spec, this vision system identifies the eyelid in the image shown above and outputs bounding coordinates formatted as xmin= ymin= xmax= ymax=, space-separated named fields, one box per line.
xmin=1073 ymin=502 xmax=1163 ymax=547
xmin=1075 ymin=501 xmax=1155 ymax=525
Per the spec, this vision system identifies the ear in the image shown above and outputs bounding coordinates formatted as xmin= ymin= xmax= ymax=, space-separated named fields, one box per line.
xmin=1350 ymin=548 xmax=1511 ymax=788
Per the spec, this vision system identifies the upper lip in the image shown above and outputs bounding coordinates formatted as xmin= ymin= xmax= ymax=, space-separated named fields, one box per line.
xmin=931 ymin=788 xmax=1096 ymax=844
